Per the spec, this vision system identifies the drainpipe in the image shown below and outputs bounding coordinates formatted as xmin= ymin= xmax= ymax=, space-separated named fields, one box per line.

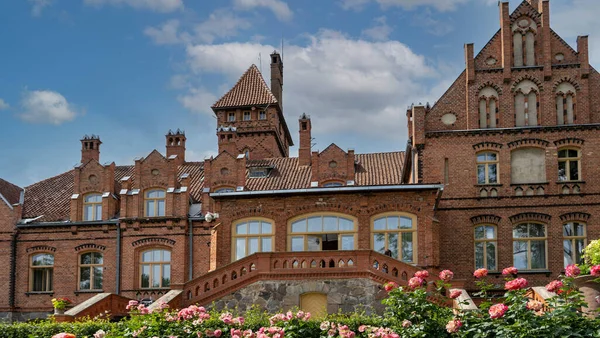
xmin=9 ymin=229 xmax=19 ymax=311
xmin=188 ymin=219 xmax=193 ymax=281
xmin=116 ymin=223 xmax=121 ymax=294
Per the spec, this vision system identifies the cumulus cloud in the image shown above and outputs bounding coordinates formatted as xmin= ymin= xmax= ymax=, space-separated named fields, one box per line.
xmin=340 ymin=0 xmax=473 ymax=11
xmin=552 ymin=0 xmax=600 ymax=65
xmin=178 ymin=87 xmax=218 ymax=116
xmin=29 ymin=0 xmax=51 ymax=17
xmin=83 ymin=0 xmax=183 ymax=12
xmin=144 ymin=19 xmax=184 ymax=45
xmin=361 ymin=16 xmax=393 ymax=41
xmin=182 ymin=30 xmax=447 ymax=141
xmin=233 ymin=0 xmax=293 ymax=21
xmin=411 ymin=9 xmax=454 ymax=36
xmin=0 ymin=99 xmax=9 ymax=110
xmin=19 ymin=90 xmax=79 ymax=125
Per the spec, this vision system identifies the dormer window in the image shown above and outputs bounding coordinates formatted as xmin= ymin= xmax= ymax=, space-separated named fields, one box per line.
xmin=83 ymin=193 xmax=102 ymax=221
xmin=249 ymin=167 xmax=269 ymax=178
xmin=323 ymin=182 xmax=344 ymax=188
xmin=144 ymin=189 xmax=166 ymax=217
xmin=228 ymin=112 xmax=235 ymax=122
xmin=243 ymin=111 xmax=251 ymax=121
xmin=259 ymin=111 xmax=266 ymax=120
xmin=214 ymin=187 xmax=235 ymax=193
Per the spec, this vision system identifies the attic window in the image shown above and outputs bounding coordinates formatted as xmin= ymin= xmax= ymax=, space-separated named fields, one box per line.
xmin=249 ymin=168 xmax=269 ymax=178
xmin=329 ymin=161 xmax=338 ymax=168
xmin=259 ymin=111 xmax=266 ymax=120
xmin=243 ymin=111 xmax=251 ymax=121
xmin=323 ymin=182 xmax=343 ymax=188
xmin=221 ymin=168 xmax=230 ymax=176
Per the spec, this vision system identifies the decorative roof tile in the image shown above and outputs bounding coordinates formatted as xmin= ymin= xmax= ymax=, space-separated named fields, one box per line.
xmin=212 ymin=65 xmax=278 ymax=109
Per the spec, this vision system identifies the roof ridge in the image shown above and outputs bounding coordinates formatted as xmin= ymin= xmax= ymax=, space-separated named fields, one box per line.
xmin=211 ymin=64 xmax=278 ymax=109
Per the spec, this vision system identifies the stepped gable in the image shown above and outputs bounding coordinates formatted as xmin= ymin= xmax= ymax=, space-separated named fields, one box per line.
xmin=212 ymin=64 xmax=278 ymax=109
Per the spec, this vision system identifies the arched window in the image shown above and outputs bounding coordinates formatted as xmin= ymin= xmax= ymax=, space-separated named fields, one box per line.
xmin=556 ymin=82 xmax=577 ymax=125
xmin=474 ymin=225 xmax=497 ymax=271
xmin=289 ymin=214 xmax=356 ymax=252
xmin=79 ymin=252 xmax=103 ymax=290
xmin=478 ymin=87 xmax=499 ymax=128
xmin=563 ymin=222 xmax=586 ymax=267
xmin=214 ymin=187 xmax=235 ymax=193
xmin=323 ymin=181 xmax=344 ymax=188
xmin=30 ymin=253 xmax=54 ymax=292
xmin=233 ymin=219 xmax=274 ymax=261
xmin=558 ymin=148 xmax=581 ymax=182
xmin=144 ymin=189 xmax=166 ymax=217
xmin=476 ymin=152 xmax=499 ymax=184
xmin=372 ymin=214 xmax=417 ymax=263
xmin=513 ymin=223 xmax=547 ymax=270
xmin=514 ymin=80 xmax=539 ymax=127
xmin=140 ymin=249 xmax=171 ymax=288
xmin=83 ymin=193 xmax=102 ymax=221
xmin=513 ymin=17 xmax=537 ymax=67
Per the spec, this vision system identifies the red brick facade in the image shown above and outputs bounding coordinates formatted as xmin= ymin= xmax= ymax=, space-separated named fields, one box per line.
xmin=0 ymin=0 xmax=598 ymax=320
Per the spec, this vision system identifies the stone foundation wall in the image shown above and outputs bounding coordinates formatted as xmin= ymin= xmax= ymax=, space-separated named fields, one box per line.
xmin=0 ymin=311 xmax=50 ymax=322
xmin=209 ymin=278 xmax=387 ymax=315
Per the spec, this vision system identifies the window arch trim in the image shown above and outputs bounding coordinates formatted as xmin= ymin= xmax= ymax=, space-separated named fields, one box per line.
xmin=83 ymin=192 xmax=103 ymax=221
xmin=287 ymin=213 xmax=358 ymax=252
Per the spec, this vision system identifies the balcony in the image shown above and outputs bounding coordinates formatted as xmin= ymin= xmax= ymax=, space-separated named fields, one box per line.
xmin=182 ymin=250 xmax=425 ymax=307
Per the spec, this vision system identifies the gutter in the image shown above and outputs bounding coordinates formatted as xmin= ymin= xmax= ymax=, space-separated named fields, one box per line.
xmin=16 ymin=219 xmax=119 ymax=228
xmin=210 ymin=184 xmax=444 ymax=198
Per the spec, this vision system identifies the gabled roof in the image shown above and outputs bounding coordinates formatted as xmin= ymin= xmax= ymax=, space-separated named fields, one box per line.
xmin=212 ymin=64 xmax=278 ymax=109
xmin=0 ymin=178 xmax=22 ymax=206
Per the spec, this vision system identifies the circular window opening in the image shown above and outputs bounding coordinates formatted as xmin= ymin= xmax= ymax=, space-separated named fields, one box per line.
xmin=441 ymin=113 xmax=457 ymax=126
xmin=88 ymin=174 xmax=98 ymax=184
xmin=221 ymin=168 xmax=230 ymax=175
xmin=151 ymin=169 xmax=160 ymax=176
xmin=485 ymin=57 xmax=497 ymax=66
xmin=329 ymin=161 xmax=338 ymax=168
xmin=555 ymin=53 xmax=565 ymax=61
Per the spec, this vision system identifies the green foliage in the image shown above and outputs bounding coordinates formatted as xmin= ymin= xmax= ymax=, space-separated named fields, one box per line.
xmin=0 ymin=318 xmax=113 ymax=338
xmin=584 ymin=240 xmax=600 ymax=267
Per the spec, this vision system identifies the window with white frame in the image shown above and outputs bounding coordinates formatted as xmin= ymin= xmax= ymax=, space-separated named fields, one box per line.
xmin=83 ymin=193 xmax=102 ymax=221
xmin=140 ymin=249 xmax=171 ymax=288
xmin=144 ymin=189 xmax=166 ymax=217
xmin=513 ymin=223 xmax=547 ymax=270
xmin=372 ymin=214 xmax=417 ymax=263
xmin=233 ymin=219 xmax=274 ymax=261
xmin=563 ymin=222 xmax=586 ymax=267
xmin=476 ymin=152 xmax=498 ymax=184
xmin=289 ymin=215 xmax=356 ymax=252
xmin=474 ymin=225 xmax=497 ymax=271
xmin=79 ymin=252 xmax=103 ymax=290
xmin=30 ymin=253 xmax=54 ymax=292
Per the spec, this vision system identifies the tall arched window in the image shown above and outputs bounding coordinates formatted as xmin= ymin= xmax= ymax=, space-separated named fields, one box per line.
xmin=140 ymin=249 xmax=171 ymax=288
xmin=474 ymin=225 xmax=497 ymax=271
xmin=513 ymin=17 xmax=537 ymax=67
xmin=513 ymin=223 xmax=547 ymax=270
xmin=555 ymin=82 xmax=577 ymax=125
xmin=558 ymin=148 xmax=581 ymax=182
xmin=478 ymin=87 xmax=499 ymax=128
xmin=289 ymin=214 xmax=356 ymax=252
xmin=144 ymin=189 xmax=166 ymax=217
xmin=83 ymin=193 xmax=103 ymax=221
xmin=30 ymin=253 xmax=54 ymax=292
xmin=372 ymin=213 xmax=417 ymax=263
xmin=233 ymin=219 xmax=274 ymax=261
xmin=514 ymin=80 xmax=540 ymax=127
xmin=79 ymin=252 xmax=103 ymax=290
xmin=563 ymin=222 xmax=586 ymax=267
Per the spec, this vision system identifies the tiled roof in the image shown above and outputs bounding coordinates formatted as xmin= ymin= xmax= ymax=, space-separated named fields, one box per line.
xmin=23 ymin=170 xmax=74 ymax=222
xmin=20 ymin=152 xmax=405 ymax=222
xmin=212 ymin=64 xmax=278 ymax=109
xmin=0 ymin=178 xmax=23 ymax=206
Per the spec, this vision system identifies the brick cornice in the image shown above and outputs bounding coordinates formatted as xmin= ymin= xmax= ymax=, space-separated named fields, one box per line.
xmin=472 ymin=142 xmax=503 ymax=151
xmin=476 ymin=81 xmax=503 ymax=95
xmin=470 ymin=214 xmax=502 ymax=225
xmin=425 ymin=123 xmax=600 ymax=139
xmin=507 ymin=138 xmax=550 ymax=149
xmin=559 ymin=212 xmax=591 ymax=223
xmin=509 ymin=212 xmax=551 ymax=224
xmin=131 ymin=237 xmax=176 ymax=247
xmin=26 ymin=245 xmax=56 ymax=253
xmin=552 ymin=77 xmax=581 ymax=92
xmin=511 ymin=74 xmax=544 ymax=92
xmin=74 ymin=243 xmax=106 ymax=251
xmin=553 ymin=138 xmax=584 ymax=147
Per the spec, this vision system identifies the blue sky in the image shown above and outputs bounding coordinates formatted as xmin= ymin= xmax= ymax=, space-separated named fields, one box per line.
xmin=0 ymin=0 xmax=597 ymax=187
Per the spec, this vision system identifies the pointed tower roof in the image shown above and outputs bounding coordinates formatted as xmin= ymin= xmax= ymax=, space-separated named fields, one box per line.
xmin=212 ymin=64 xmax=279 ymax=109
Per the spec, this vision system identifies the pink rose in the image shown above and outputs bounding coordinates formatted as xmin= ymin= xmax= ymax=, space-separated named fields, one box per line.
xmin=402 ymin=320 xmax=412 ymax=328
xmin=408 ymin=276 xmax=424 ymax=289
xmin=445 ymin=319 xmax=462 ymax=333
xmin=473 ymin=268 xmax=488 ymax=279
xmin=126 ymin=300 xmax=139 ymax=310
xmin=504 ymin=278 xmax=528 ymax=291
xmin=489 ymin=303 xmax=508 ymax=319
xmin=591 ymin=265 xmax=600 ymax=277
xmin=52 ymin=334 xmax=76 ymax=338
xmin=526 ymin=300 xmax=543 ymax=311
xmin=449 ymin=290 xmax=462 ymax=299
xmin=414 ymin=270 xmax=429 ymax=279
xmin=214 ymin=330 xmax=222 ymax=337
xmin=565 ymin=264 xmax=581 ymax=277
xmin=384 ymin=281 xmax=399 ymax=292
xmin=502 ymin=267 xmax=518 ymax=276
xmin=546 ymin=280 xmax=563 ymax=293
xmin=439 ymin=270 xmax=454 ymax=282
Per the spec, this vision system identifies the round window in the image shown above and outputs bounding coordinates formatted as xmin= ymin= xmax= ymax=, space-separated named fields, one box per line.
xmin=88 ymin=174 xmax=98 ymax=184
xmin=329 ymin=161 xmax=338 ymax=168
xmin=441 ymin=113 xmax=457 ymax=126
xmin=151 ymin=169 xmax=160 ymax=176
xmin=220 ymin=168 xmax=230 ymax=175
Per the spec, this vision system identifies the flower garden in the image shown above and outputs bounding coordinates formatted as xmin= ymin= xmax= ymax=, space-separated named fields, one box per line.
xmin=3 ymin=264 xmax=600 ymax=338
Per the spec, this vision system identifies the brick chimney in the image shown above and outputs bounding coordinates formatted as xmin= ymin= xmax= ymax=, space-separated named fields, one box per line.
xmin=270 ymin=51 xmax=283 ymax=108
xmin=298 ymin=113 xmax=312 ymax=166
xmin=166 ymin=129 xmax=186 ymax=164
xmin=81 ymin=135 xmax=101 ymax=163
xmin=499 ymin=1 xmax=512 ymax=82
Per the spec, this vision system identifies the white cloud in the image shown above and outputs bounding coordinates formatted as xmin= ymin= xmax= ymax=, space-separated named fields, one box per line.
xmin=19 ymin=90 xmax=78 ymax=125
xmin=83 ymin=0 xmax=183 ymax=12
xmin=552 ymin=0 xmax=600 ymax=66
xmin=340 ymin=0 xmax=470 ymax=11
xmin=411 ymin=9 xmax=454 ymax=36
xmin=145 ymin=10 xmax=251 ymax=45
xmin=183 ymin=30 xmax=446 ymax=140
xmin=0 ymin=99 xmax=9 ymax=110
xmin=361 ymin=16 xmax=393 ymax=41
xmin=29 ymin=0 xmax=51 ymax=17
xmin=178 ymin=87 xmax=218 ymax=116
xmin=233 ymin=0 xmax=293 ymax=21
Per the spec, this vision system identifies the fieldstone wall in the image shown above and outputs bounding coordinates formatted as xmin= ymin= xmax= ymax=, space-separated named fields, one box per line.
xmin=0 ymin=311 xmax=50 ymax=322
xmin=209 ymin=278 xmax=387 ymax=315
